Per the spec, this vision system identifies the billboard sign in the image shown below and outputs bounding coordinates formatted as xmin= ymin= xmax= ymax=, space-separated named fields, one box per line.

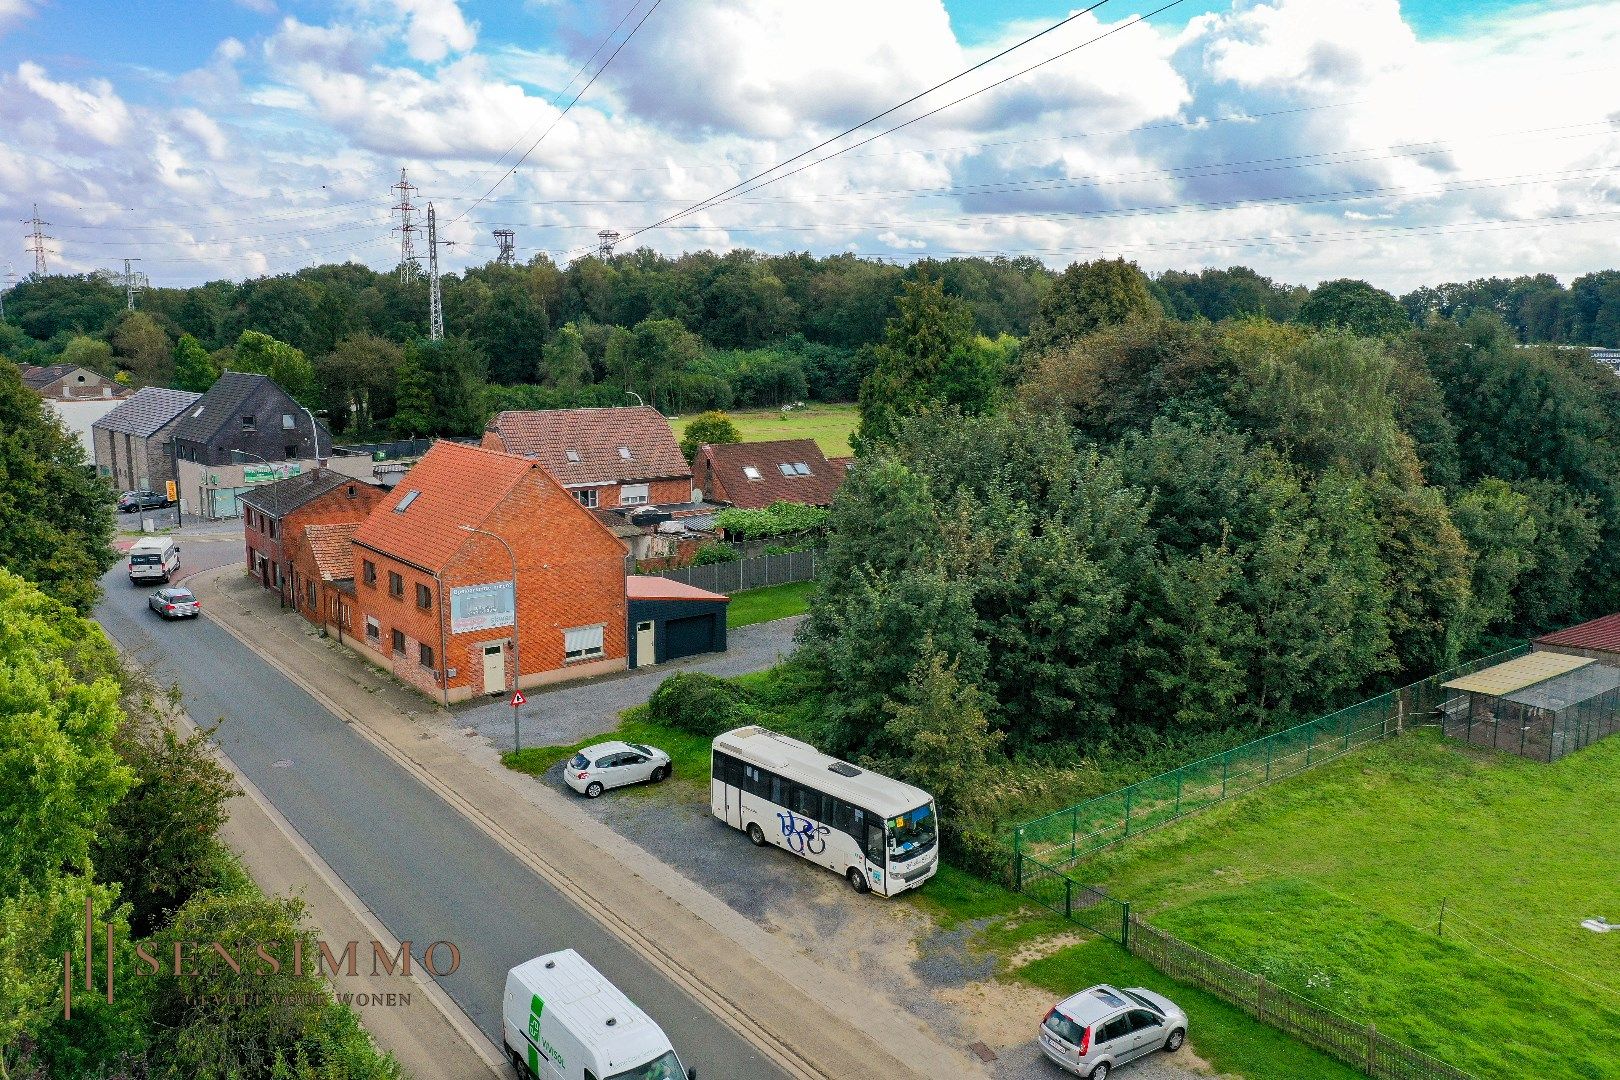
xmin=243 ymin=462 xmax=303 ymax=485
xmin=451 ymin=581 xmax=515 ymax=634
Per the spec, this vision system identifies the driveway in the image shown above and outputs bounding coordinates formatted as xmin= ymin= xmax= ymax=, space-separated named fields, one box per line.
xmin=455 ymin=615 xmax=803 ymax=749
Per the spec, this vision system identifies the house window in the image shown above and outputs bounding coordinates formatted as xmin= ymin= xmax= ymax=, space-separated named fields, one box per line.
xmin=306 ymin=581 xmax=317 ymax=610
xmin=282 ymin=413 xmax=296 ymax=429
xmin=565 ymin=449 xmax=580 ymax=463
xmin=792 ymin=462 xmax=812 ymax=475
xmin=563 ymin=624 xmax=605 ymax=661
xmin=575 ymin=489 xmax=598 ymax=509
xmin=365 ymin=616 xmax=380 ymax=642
xmin=778 ymin=463 xmax=795 ymax=476
xmin=363 ymin=560 xmax=377 ymax=587
xmin=419 ymin=643 xmax=435 ymax=668
xmin=284 ymin=445 xmax=297 ymax=459
xmin=391 ymin=628 xmax=406 ymax=655
xmin=416 ymin=583 xmax=432 ymax=610
xmin=388 ymin=571 xmax=403 ymax=598
xmin=620 ymin=483 xmax=649 ymax=506
xmin=618 ymin=446 xmax=631 ymax=460
xmin=742 ymin=466 xmax=762 ymax=481
xmin=241 ymin=415 xmax=256 ymax=433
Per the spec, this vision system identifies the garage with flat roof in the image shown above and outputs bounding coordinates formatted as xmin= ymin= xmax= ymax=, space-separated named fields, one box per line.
xmin=626 ymin=576 xmax=729 ymax=669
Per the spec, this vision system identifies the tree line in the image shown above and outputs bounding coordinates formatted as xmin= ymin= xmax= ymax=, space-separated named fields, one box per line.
xmin=3 ymin=253 xmax=1616 ymax=442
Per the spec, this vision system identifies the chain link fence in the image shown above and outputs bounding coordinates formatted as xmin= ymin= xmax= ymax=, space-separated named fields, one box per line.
xmin=643 ymin=549 xmax=819 ymax=595
xmin=1014 ymin=644 xmax=1530 ymax=868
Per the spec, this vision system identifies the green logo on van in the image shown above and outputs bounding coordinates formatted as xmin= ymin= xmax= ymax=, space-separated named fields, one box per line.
xmin=527 ymin=995 xmax=565 ymax=1070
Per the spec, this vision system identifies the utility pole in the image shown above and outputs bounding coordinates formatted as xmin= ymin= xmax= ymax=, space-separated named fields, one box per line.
xmin=595 ymin=229 xmax=620 ymax=259
xmin=426 ymin=203 xmax=443 ymax=341
xmin=23 ymin=204 xmax=52 ymax=275
xmin=0 ymin=265 xmax=16 ymax=320
xmin=390 ymin=168 xmax=420 ymax=283
xmin=493 ymin=228 xmax=515 ymax=267
xmin=121 ymin=257 xmax=145 ymax=310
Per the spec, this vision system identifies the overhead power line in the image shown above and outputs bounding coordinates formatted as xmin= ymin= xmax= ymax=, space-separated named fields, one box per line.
xmin=596 ymin=0 xmax=1189 ymax=255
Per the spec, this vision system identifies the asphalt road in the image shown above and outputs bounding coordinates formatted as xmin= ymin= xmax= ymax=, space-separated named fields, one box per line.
xmin=96 ymin=545 xmax=786 ymax=1080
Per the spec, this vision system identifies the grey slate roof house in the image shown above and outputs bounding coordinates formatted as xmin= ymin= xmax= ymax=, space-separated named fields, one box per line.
xmin=171 ymin=371 xmax=329 ymax=467
xmin=92 ymin=387 xmax=202 ymax=493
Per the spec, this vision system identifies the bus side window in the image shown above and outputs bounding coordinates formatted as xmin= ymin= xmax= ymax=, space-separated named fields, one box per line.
xmin=864 ymin=820 xmax=885 ymax=864
xmin=770 ymin=775 xmax=788 ymax=806
xmin=789 ymin=784 xmax=819 ymax=820
xmin=829 ymin=799 xmax=862 ymax=839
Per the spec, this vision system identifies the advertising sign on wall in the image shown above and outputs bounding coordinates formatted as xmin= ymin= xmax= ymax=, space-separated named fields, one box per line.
xmin=451 ymin=581 xmax=515 ymax=634
xmin=243 ymin=462 xmax=303 ymax=485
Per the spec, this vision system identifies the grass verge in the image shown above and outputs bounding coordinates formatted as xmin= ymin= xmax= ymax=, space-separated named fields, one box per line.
xmin=670 ymin=404 xmax=859 ymax=457
xmin=502 ymin=708 xmax=712 ymax=792
xmin=727 ymin=580 xmax=815 ymax=628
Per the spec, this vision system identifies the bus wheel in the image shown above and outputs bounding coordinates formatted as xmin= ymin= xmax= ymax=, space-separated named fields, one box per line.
xmin=847 ymin=868 xmax=871 ymax=894
xmin=747 ymin=823 xmax=767 ymax=846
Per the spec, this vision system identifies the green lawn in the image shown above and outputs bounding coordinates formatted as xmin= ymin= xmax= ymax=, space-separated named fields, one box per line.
xmin=503 ymin=709 xmax=713 ymax=792
xmin=671 ymin=404 xmax=858 ymax=457
xmin=1080 ymin=730 xmax=1620 ymax=1079
xmin=726 ymin=580 xmax=815 ymax=628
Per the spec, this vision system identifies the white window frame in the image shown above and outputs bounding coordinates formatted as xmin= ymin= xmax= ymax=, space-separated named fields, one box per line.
xmin=574 ymin=488 xmax=599 ymax=509
xmin=563 ymin=624 xmax=605 ymax=661
xmin=777 ymin=463 xmax=795 ymax=476
xmin=742 ymin=466 xmax=762 ymax=481
xmin=282 ymin=413 xmax=296 ymax=429
xmin=619 ymin=483 xmax=650 ymax=506
xmin=365 ymin=615 xmax=380 ymax=642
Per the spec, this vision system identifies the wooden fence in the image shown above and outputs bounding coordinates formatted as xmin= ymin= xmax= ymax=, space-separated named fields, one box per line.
xmin=1126 ymin=919 xmax=1474 ymax=1080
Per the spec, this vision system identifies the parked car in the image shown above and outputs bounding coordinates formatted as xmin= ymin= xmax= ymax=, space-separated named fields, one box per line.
xmin=565 ymin=740 xmax=671 ymax=798
xmin=118 ymin=489 xmax=173 ymax=512
xmin=148 ymin=586 xmax=200 ymax=619
xmin=1038 ymin=984 xmax=1187 ymax=1079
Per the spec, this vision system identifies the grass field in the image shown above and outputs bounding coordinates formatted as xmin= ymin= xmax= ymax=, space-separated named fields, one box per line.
xmin=669 ymin=404 xmax=859 ymax=457
xmin=1081 ymin=730 xmax=1620 ymax=1079
xmin=726 ymin=580 xmax=814 ymax=628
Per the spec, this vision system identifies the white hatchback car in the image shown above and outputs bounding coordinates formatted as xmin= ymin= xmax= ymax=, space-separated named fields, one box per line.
xmin=564 ymin=740 xmax=672 ymax=798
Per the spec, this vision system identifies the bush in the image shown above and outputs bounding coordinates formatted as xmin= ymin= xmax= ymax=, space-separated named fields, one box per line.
xmin=647 ymin=672 xmax=759 ymax=737
xmin=714 ymin=501 xmax=831 ymax=541
xmin=690 ymin=542 xmax=741 ymax=565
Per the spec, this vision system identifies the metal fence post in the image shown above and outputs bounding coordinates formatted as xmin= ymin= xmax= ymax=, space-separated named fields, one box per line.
xmin=1121 ymin=902 xmax=1130 ymax=949
xmin=1014 ymin=829 xmax=1024 ymax=892
xmin=1343 ymin=709 xmax=1352 ymax=751
xmin=1070 ymin=807 xmax=1078 ymax=859
xmin=1064 ymin=877 xmax=1073 ymax=919
xmin=1305 ymin=723 xmax=1315 ymax=766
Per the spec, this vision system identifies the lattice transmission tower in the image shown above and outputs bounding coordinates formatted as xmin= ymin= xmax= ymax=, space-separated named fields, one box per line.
xmin=23 ymin=204 xmax=53 ymax=275
xmin=121 ymin=257 xmax=147 ymax=310
xmin=596 ymin=229 xmax=620 ymax=259
xmin=493 ymin=228 xmax=515 ymax=267
xmin=426 ymin=203 xmax=444 ymax=341
xmin=390 ymin=169 xmax=421 ymax=283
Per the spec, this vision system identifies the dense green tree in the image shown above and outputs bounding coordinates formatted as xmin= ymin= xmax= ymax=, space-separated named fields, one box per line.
xmin=1297 ymin=278 xmax=1411 ymax=337
xmin=391 ymin=335 xmax=488 ymax=437
xmin=58 ymin=333 xmax=116 ymax=376
xmin=542 ymin=323 xmax=592 ymax=390
xmin=170 ymin=333 xmax=220 ymax=393
xmin=1023 ymin=258 xmax=1161 ymax=357
xmin=1155 ymin=265 xmax=1306 ymax=323
xmin=3 ymin=274 xmax=123 ymax=341
xmin=1450 ymin=477 xmax=1539 ymax=647
xmin=316 ymin=333 xmax=402 ymax=435
xmin=476 ymin=279 xmax=549 ymax=384
xmin=0 ymin=366 xmax=117 ymax=611
xmin=231 ymin=329 xmax=316 ymax=406
xmin=854 ymin=277 xmax=977 ymax=451
xmin=1370 ymin=481 xmax=1475 ymax=673
xmin=1510 ymin=479 xmax=1600 ymax=632
xmin=109 ymin=310 xmax=172 ymax=387
xmin=680 ymin=409 xmax=741 ymax=461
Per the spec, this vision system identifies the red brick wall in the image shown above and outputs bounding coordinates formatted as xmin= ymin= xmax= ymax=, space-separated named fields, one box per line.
xmin=350 ymin=469 xmax=629 ymax=701
xmin=242 ymin=507 xmax=281 ymax=591
xmin=580 ymin=476 xmax=692 ymax=510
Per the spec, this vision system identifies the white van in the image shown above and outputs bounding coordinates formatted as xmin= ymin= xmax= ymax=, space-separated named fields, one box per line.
xmin=503 ymin=950 xmax=694 ymax=1080
xmin=127 ymin=537 xmax=180 ymax=584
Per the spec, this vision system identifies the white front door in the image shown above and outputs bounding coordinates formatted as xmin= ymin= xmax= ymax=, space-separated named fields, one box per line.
xmin=482 ymin=643 xmax=505 ymax=694
xmin=636 ymin=620 xmax=655 ymax=665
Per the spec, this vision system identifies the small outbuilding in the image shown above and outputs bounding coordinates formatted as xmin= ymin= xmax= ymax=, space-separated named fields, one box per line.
xmin=1534 ymin=613 xmax=1620 ymax=666
xmin=626 ymin=576 xmax=729 ymax=669
xmin=1440 ymin=649 xmax=1620 ymax=762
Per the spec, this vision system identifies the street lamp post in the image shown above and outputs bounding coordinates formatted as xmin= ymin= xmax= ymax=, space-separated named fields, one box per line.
xmin=624 ymin=390 xmax=644 ymax=407
xmin=458 ymin=524 xmax=523 ymax=753
xmin=301 ymin=405 xmax=324 ymax=465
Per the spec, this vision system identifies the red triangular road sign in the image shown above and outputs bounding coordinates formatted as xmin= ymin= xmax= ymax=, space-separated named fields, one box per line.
xmin=510 ymin=690 xmax=526 ymax=707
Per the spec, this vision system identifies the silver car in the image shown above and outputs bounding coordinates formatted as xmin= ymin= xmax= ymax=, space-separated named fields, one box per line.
xmin=1039 ymin=984 xmax=1187 ymax=1078
xmin=564 ymin=740 xmax=672 ymax=798
xmin=148 ymin=586 xmax=200 ymax=619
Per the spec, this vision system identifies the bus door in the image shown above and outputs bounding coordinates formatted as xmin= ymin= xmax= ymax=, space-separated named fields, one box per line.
xmin=861 ymin=818 xmax=889 ymax=894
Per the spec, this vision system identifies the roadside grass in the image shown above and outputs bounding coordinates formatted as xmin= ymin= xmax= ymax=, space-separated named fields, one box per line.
xmin=1016 ymin=939 xmax=1363 ymax=1080
xmin=502 ymin=708 xmax=713 ymax=793
xmin=726 ymin=580 xmax=815 ymax=628
xmin=670 ymin=404 xmax=858 ymax=457
xmin=1082 ymin=730 xmax=1620 ymax=1078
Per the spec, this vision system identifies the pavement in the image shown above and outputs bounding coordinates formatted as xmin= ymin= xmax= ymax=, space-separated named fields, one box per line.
xmin=121 ymin=561 xmax=982 ymax=1080
xmin=455 ymin=615 xmax=803 ymax=749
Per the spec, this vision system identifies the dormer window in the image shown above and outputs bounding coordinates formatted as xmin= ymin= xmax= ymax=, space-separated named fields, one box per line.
xmin=743 ymin=466 xmax=762 ymax=481
xmin=565 ymin=449 xmax=581 ymax=463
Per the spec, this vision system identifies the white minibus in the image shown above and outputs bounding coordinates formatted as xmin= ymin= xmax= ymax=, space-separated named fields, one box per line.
xmin=503 ymin=949 xmax=694 ymax=1080
xmin=710 ymin=726 xmax=938 ymax=896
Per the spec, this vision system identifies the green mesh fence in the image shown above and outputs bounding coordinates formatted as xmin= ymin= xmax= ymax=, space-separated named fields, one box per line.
xmin=1014 ymin=644 xmax=1530 ymax=869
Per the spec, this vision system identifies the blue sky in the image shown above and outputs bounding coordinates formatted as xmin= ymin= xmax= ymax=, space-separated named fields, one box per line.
xmin=0 ymin=0 xmax=1614 ymax=289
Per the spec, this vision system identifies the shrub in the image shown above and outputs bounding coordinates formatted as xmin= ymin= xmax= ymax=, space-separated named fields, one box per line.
xmin=647 ymin=672 xmax=757 ymax=737
xmin=691 ymin=542 xmax=741 ymax=565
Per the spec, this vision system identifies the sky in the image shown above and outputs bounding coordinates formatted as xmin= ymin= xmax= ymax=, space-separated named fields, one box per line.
xmin=1 ymin=0 xmax=1616 ymax=292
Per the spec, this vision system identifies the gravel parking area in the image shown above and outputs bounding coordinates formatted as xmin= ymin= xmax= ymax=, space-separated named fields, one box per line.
xmin=532 ymin=762 xmax=1214 ymax=1080
xmin=454 ymin=615 xmax=802 ymax=749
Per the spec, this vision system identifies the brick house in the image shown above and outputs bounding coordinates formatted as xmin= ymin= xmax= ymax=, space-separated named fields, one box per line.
xmin=92 ymin=387 xmax=201 ymax=493
xmin=694 ymin=438 xmax=846 ymax=510
xmin=349 ymin=440 xmax=630 ymax=703
xmin=21 ymin=363 xmax=124 ymax=401
xmin=239 ymin=469 xmax=387 ymax=602
xmin=482 ymin=406 xmax=693 ymax=511
xmin=286 ymin=521 xmax=360 ymax=635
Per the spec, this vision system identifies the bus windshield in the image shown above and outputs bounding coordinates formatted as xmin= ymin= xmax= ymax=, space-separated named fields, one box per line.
xmin=608 ymin=1049 xmax=684 ymax=1080
xmin=887 ymin=803 xmax=937 ymax=860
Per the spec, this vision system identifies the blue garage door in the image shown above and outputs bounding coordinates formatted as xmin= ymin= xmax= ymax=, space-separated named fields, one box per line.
xmin=664 ymin=613 xmax=718 ymax=661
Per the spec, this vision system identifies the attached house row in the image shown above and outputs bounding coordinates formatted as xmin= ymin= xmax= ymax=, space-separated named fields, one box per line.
xmin=693 ymin=437 xmax=848 ymax=510
xmin=237 ymin=438 xmax=730 ymax=703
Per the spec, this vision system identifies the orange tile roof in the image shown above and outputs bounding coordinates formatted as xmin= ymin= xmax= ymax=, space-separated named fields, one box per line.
xmin=485 ymin=406 xmax=690 ymax=486
xmin=352 ymin=440 xmax=537 ymax=572
xmin=626 ymin=575 xmax=730 ymax=602
xmin=303 ymin=521 xmax=359 ymax=582
xmin=698 ymin=438 xmax=845 ymax=510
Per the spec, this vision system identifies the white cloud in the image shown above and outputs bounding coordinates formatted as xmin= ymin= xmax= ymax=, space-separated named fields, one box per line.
xmin=388 ymin=0 xmax=477 ymax=64
xmin=0 ymin=0 xmax=32 ymax=36
xmin=14 ymin=63 xmax=133 ymax=145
